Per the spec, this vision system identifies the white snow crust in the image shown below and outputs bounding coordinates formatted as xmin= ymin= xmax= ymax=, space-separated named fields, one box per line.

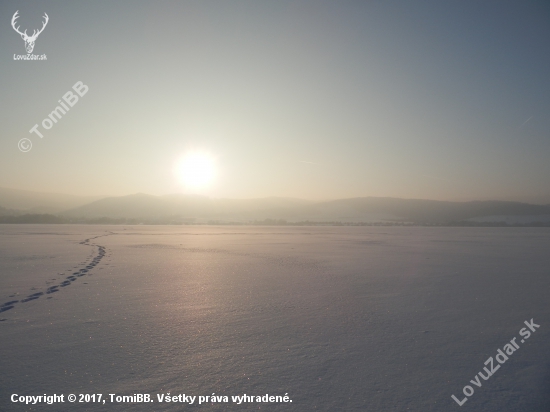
xmin=1 ymin=225 xmax=549 ymax=411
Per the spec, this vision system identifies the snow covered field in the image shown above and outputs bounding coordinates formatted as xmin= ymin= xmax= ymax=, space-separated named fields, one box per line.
xmin=1 ymin=225 xmax=549 ymax=411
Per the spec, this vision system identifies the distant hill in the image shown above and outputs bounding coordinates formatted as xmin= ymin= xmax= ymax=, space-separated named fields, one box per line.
xmin=61 ymin=194 xmax=316 ymax=221
xmin=60 ymin=194 xmax=550 ymax=225
xmin=0 ymin=205 xmax=22 ymax=216
xmin=315 ymin=198 xmax=550 ymax=224
xmin=2 ymin=187 xmax=550 ymax=225
xmin=0 ymin=186 xmax=103 ymax=213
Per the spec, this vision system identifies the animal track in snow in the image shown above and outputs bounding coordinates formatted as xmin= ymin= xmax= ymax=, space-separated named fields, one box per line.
xmin=0 ymin=234 xmax=111 ymax=316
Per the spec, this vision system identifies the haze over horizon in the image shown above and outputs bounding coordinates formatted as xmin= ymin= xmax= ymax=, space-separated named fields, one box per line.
xmin=1 ymin=1 xmax=549 ymax=203
xmin=2 ymin=184 xmax=550 ymax=207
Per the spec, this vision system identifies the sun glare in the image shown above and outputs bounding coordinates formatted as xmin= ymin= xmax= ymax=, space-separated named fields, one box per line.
xmin=174 ymin=151 xmax=217 ymax=190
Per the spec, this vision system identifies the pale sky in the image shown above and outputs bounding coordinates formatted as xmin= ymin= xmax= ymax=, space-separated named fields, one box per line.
xmin=1 ymin=1 xmax=549 ymax=202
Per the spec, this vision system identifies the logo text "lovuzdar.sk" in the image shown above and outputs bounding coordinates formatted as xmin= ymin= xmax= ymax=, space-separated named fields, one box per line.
xmin=451 ymin=319 xmax=540 ymax=406
xmin=29 ymin=82 xmax=89 ymax=139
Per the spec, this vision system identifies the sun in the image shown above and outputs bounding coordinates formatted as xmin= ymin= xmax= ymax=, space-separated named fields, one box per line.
xmin=174 ymin=151 xmax=217 ymax=190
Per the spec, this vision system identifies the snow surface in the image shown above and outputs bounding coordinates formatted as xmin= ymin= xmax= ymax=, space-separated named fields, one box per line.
xmin=1 ymin=225 xmax=549 ymax=411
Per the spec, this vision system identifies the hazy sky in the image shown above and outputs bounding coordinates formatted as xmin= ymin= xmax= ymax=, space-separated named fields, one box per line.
xmin=1 ymin=1 xmax=549 ymax=202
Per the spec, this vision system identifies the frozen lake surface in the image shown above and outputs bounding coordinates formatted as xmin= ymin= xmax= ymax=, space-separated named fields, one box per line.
xmin=1 ymin=225 xmax=549 ymax=411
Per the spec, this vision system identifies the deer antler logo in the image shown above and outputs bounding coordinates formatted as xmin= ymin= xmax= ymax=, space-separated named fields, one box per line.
xmin=11 ymin=10 xmax=49 ymax=54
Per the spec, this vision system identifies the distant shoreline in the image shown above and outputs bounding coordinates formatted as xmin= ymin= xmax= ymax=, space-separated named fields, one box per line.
xmin=1 ymin=214 xmax=549 ymax=227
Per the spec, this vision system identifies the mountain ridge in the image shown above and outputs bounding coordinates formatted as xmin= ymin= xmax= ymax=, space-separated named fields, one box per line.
xmin=2 ymin=187 xmax=550 ymax=224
